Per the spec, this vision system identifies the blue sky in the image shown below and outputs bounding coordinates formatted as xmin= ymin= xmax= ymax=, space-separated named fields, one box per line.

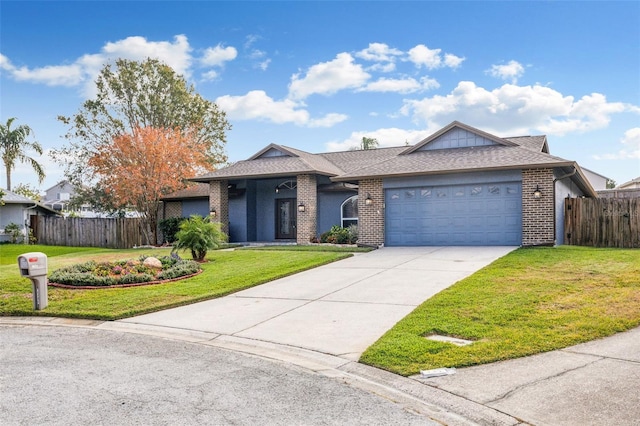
xmin=1 ymin=1 xmax=639 ymax=192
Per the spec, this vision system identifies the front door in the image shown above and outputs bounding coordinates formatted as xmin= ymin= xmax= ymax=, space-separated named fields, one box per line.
xmin=276 ymin=198 xmax=297 ymax=239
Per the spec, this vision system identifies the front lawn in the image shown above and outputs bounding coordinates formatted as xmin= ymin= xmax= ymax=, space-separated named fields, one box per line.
xmin=360 ymin=246 xmax=640 ymax=376
xmin=0 ymin=245 xmax=350 ymax=320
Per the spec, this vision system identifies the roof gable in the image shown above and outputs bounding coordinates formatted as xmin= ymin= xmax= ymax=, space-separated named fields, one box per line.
xmin=505 ymin=136 xmax=549 ymax=153
xmin=248 ymin=143 xmax=298 ymax=160
xmin=402 ymin=121 xmax=517 ymax=154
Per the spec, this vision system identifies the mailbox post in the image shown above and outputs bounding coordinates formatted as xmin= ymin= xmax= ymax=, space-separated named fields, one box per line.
xmin=18 ymin=252 xmax=48 ymax=310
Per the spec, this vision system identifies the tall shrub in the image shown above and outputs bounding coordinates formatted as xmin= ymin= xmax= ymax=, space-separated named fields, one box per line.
xmin=174 ymin=215 xmax=227 ymax=261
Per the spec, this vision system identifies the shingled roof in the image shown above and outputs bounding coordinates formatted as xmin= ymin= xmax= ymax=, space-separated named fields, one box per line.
xmin=332 ymin=145 xmax=574 ymax=181
xmin=189 ymin=122 xmax=596 ymax=197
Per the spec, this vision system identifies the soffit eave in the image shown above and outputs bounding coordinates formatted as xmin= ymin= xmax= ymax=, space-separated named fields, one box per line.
xmin=330 ymin=162 xmax=576 ymax=182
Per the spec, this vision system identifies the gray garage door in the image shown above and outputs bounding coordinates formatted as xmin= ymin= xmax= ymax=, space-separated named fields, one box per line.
xmin=385 ymin=182 xmax=522 ymax=246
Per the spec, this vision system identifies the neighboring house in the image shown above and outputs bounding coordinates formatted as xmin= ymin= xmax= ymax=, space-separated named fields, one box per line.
xmin=42 ymin=180 xmax=100 ymax=217
xmin=173 ymin=121 xmax=597 ymax=247
xmin=617 ymin=177 xmax=640 ymax=190
xmin=598 ymin=176 xmax=640 ymax=199
xmin=580 ymin=167 xmax=610 ymax=191
xmin=0 ymin=189 xmax=60 ymax=243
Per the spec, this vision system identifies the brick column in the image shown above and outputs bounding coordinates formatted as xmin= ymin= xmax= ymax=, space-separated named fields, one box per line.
xmin=358 ymin=179 xmax=384 ymax=247
xmin=522 ymin=168 xmax=555 ymax=246
xmin=296 ymin=174 xmax=317 ymax=244
xmin=209 ymin=180 xmax=229 ymax=235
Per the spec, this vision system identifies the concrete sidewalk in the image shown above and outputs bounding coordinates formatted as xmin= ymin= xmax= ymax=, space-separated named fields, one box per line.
xmin=416 ymin=326 xmax=640 ymax=425
xmin=120 ymin=246 xmax=515 ymax=360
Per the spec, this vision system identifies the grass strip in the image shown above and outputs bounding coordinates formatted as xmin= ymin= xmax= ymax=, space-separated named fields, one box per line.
xmin=1 ymin=245 xmax=349 ymax=320
xmin=360 ymin=246 xmax=640 ymax=376
xmin=240 ymin=245 xmax=373 ymax=253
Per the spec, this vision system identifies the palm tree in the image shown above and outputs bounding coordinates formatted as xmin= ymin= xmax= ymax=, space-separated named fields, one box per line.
xmin=0 ymin=117 xmax=45 ymax=190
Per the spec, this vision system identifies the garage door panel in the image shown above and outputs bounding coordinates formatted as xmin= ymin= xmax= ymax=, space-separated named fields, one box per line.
xmin=486 ymin=215 xmax=502 ymax=227
xmin=385 ymin=181 xmax=522 ymax=246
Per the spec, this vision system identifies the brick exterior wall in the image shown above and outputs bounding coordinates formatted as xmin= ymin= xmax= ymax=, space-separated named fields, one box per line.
xmin=358 ymin=179 xmax=385 ymax=247
xmin=296 ymin=174 xmax=317 ymax=244
xmin=522 ymin=168 xmax=555 ymax=246
xmin=163 ymin=201 xmax=182 ymax=219
xmin=209 ymin=180 xmax=229 ymax=235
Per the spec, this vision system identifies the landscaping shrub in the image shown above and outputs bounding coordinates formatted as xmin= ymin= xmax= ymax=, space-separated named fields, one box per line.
xmin=49 ymin=257 xmax=201 ymax=287
xmin=159 ymin=217 xmax=186 ymax=244
xmin=174 ymin=215 xmax=228 ymax=261
xmin=4 ymin=223 xmax=23 ymax=244
xmin=320 ymin=225 xmax=357 ymax=244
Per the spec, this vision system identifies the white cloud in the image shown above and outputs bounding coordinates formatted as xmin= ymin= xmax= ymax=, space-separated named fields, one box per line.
xmin=215 ymin=90 xmax=346 ymax=128
xmin=622 ymin=128 xmax=640 ymax=148
xmin=201 ymin=70 xmax=219 ymax=81
xmin=406 ymin=44 xmax=464 ymax=70
xmin=444 ymin=53 xmax=465 ymax=69
xmin=258 ymin=58 xmax=271 ymax=71
xmin=366 ymin=62 xmax=396 ymax=73
xmin=308 ymin=113 xmax=349 ymax=128
xmin=594 ymin=128 xmax=640 ymax=160
xmin=407 ymin=44 xmax=442 ymax=69
xmin=244 ymin=34 xmax=260 ymax=49
xmin=487 ymin=60 xmax=525 ymax=84
xmin=1 ymin=35 xmax=194 ymax=93
xmin=101 ymin=35 xmax=192 ymax=76
xmin=0 ymin=53 xmax=14 ymax=70
xmin=359 ymin=76 xmax=439 ymax=94
xmin=288 ymin=53 xmax=370 ymax=100
xmin=401 ymin=81 xmax=638 ymax=137
xmin=326 ymin=127 xmax=434 ymax=151
xmin=12 ymin=63 xmax=85 ymax=87
xmin=201 ymin=44 xmax=237 ymax=67
xmin=356 ymin=43 xmax=403 ymax=62
xmin=249 ymin=49 xmax=266 ymax=59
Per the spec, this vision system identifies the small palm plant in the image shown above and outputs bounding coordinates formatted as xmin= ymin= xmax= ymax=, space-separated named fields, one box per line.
xmin=173 ymin=215 xmax=228 ymax=261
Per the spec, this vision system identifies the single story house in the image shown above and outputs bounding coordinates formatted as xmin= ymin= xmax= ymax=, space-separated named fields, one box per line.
xmin=617 ymin=177 xmax=640 ymax=190
xmin=165 ymin=121 xmax=598 ymax=247
xmin=0 ymin=189 xmax=60 ymax=243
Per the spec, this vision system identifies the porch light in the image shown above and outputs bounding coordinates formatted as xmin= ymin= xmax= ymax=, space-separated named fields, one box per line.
xmin=533 ymin=185 xmax=542 ymax=199
xmin=210 ymin=209 xmax=217 ymax=218
xmin=275 ymin=186 xmax=279 ymax=194
xmin=365 ymin=193 xmax=373 ymax=206
xmin=297 ymin=202 xmax=305 ymax=212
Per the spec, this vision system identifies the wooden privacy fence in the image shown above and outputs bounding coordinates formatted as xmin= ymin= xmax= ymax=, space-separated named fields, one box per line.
xmin=564 ymin=197 xmax=640 ymax=248
xmin=35 ymin=216 xmax=147 ymax=249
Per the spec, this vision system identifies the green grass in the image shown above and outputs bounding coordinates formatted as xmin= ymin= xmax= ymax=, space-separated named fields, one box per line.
xmin=0 ymin=244 xmax=111 ymax=265
xmin=0 ymin=244 xmax=350 ymax=320
xmin=360 ymin=246 xmax=640 ymax=376
xmin=241 ymin=245 xmax=373 ymax=253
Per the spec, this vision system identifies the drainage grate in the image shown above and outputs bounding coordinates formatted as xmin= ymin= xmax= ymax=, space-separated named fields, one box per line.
xmin=425 ymin=334 xmax=474 ymax=346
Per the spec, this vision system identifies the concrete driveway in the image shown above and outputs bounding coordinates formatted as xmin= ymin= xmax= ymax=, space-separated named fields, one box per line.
xmin=119 ymin=246 xmax=516 ymax=360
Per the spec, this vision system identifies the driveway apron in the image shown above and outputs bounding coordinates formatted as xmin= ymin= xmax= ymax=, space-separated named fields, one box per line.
xmin=120 ymin=246 xmax=516 ymax=360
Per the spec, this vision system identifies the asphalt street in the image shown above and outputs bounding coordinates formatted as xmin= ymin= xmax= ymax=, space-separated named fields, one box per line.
xmin=1 ymin=325 xmax=439 ymax=426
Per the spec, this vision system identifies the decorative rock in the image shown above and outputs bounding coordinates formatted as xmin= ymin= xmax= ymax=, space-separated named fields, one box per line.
xmin=143 ymin=257 xmax=162 ymax=269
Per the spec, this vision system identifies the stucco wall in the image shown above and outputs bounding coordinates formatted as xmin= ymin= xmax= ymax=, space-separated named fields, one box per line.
xmin=317 ymin=192 xmax=356 ymax=236
xmin=0 ymin=204 xmax=27 ymax=242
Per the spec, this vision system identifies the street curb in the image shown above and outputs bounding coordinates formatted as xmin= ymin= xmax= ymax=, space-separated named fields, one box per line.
xmin=1 ymin=316 xmax=526 ymax=426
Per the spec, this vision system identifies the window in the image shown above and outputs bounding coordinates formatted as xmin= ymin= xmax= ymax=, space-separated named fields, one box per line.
xmin=341 ymin=195 xmax=358 ymax=228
